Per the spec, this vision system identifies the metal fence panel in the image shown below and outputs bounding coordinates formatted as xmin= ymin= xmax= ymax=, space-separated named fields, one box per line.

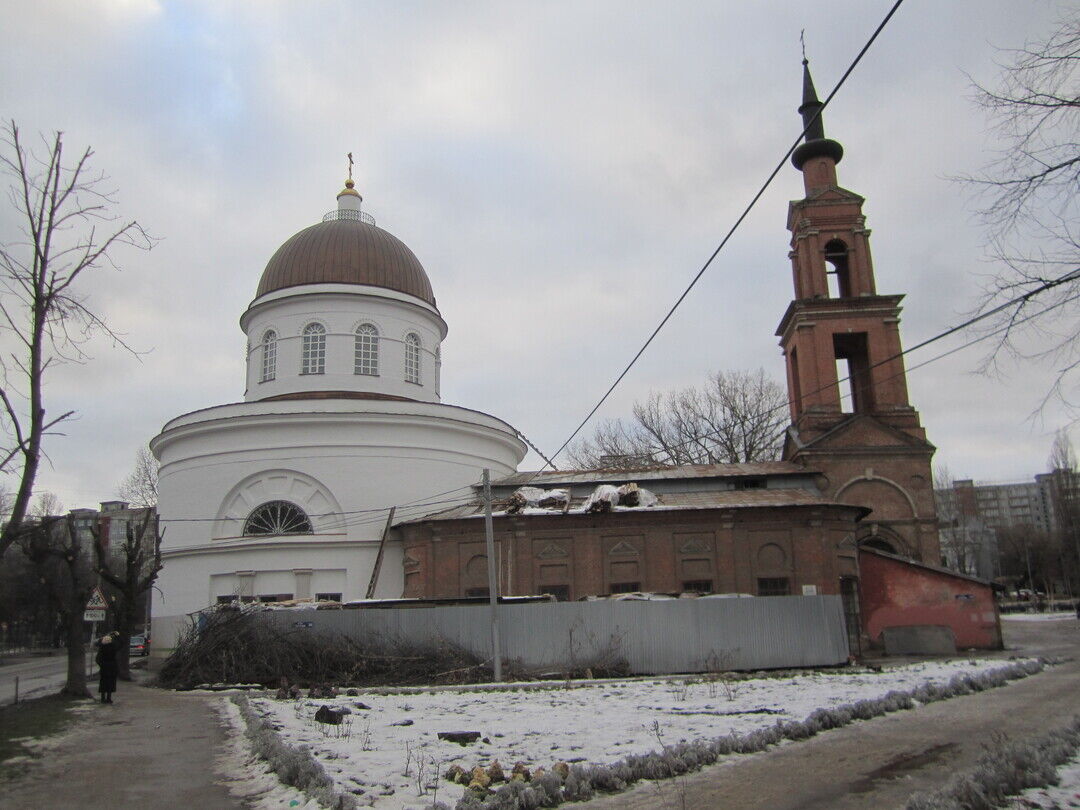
xmin=265 ymin=595 xmax=849 ymax=674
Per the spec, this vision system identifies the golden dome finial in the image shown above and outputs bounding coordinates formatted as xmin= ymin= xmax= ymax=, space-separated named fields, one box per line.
xmin=338 ymin=151 xmax=361 ymax=198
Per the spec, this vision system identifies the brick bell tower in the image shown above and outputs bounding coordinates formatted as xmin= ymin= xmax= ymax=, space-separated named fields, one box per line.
xmin=777 ymin=59 xmax=940 ymax=564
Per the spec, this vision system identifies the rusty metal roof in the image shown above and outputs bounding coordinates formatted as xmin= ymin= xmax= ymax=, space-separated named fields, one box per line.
xmin=402 ymin=487 xmax=866 ymax=524
xmin=492 ymin=463 xmax=812 ymax=487
xmin=256 ymin=218 xmax=435 ymax=305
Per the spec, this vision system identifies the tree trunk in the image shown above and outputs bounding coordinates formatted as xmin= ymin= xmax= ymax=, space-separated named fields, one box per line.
xmin=114 ymin=601 xmax=137 ymax=681
xmin=61 ymin=610 xmax=91 ymax=698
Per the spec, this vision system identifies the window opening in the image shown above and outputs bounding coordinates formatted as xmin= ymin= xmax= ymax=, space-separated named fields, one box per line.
xmin=404 ymin=333 xmax=421 ymax=384
xmin=735 ymin=478 xmax=765 ymax=490
xmin=354 ymin=324 xmax=379 ymax=376
xmin=833 ymin=332 xmax=873 ymax=413
xmin=540 ymin=585 xmax=570 ymax=601
xmin=301 ymin=323 xmax=326 ymax=375
xmin=824 ymin=239 xmax=852 ymax=298
xmin=789 ymin=347 xmax=802 ymax=416
xmin=682 ymin=580 xmax=713 ymax=594
xmin=610 ymin=582 xmax=641 ymax=594
xmin=315 ymin=592 xmax=342 ymax=602
xmin=861 ymin=537 xmax=897 ymax=554
xmin=434 ymin=346 xmax=441 ymax=397
xmin=757 ymin=577 xmax=791 ymax=597
xmin=260 ymin=330 xmax=277 ymax=382
xmin=258 ymin=593 xmax=294 ymax=603
xmin=243 ymin=501 xmax=314 ymax=536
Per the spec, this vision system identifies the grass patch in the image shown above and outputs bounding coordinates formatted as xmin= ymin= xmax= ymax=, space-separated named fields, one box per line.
xmin=0 ymin=695 xmax=86 ymax=781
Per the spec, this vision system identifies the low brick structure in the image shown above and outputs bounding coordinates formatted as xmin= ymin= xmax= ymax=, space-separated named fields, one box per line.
xmin=400 ymin=482 xmax=867 ymax=602
xmin=858 ymin=547 xmax=1002 ymax=650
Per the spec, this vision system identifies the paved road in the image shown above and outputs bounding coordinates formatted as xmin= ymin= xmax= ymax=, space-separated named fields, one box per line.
xmin=0 ymin=681 xmax=242 ymax=810
xmin=577 ymin=617 xmax=1080 ymax=810
xmin=0 ymin=653 xmax=89 ymax=706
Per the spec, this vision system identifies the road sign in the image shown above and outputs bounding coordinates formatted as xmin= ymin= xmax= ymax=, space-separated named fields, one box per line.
xmin=85 ymin=588 xmax=108 ymax=610
xmin=84 ymin=588 xmax=108 ymax=622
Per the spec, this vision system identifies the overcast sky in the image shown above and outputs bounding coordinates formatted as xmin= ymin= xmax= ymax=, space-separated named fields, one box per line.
xmin=0 ymin=0 xmax=1074 ymax=511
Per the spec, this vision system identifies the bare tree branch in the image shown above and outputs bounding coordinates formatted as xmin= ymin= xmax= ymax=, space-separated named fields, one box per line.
xmin=958 ymin=12 xmax=1080 ymax=412
xmin=568 ymin=368 xmax=787 ymax=469
xmin=0 ymin=121 xmax=155 ymax=559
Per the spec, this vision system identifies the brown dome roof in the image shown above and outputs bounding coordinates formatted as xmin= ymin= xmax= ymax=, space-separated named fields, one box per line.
xmin=256 ymin=218 xmax=435 ymax=305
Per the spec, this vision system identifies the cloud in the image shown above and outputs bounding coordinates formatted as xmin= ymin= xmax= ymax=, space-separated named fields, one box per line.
xmin=0 ymin=0 xmax=1073 ymax=508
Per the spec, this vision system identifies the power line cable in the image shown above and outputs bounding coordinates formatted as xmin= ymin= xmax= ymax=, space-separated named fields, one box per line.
xmin=588 ymin=267 xmax=1080 ymax=467
xmin=532 ymin=0 xmax=907 ymax=475
xmin=156 ymin=3 xmax=906 ymax=528
xmin=155 ymin=4 xmax=915 ymax=527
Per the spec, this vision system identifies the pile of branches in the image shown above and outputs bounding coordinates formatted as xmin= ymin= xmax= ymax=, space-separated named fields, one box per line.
xmin=158 ymin=607 xmax=494 ymax=689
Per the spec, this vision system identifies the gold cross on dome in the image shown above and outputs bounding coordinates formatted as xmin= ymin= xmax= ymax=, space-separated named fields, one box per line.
xmin=347 ymin=152 xmax=354 ymax=182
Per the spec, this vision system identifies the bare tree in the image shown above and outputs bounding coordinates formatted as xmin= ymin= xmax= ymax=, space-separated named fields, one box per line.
xmin=17 ymin=514 xmax=97 ymax=697
xmin=933 ymin=465 xmax=986 ymax=576
xmin=92 ymin=509 xmax=162 ymax=680
xmin=568 ymin=368 xmax=787 ymax=469
xmin=1046 ymin=427 xmax=1080 ymax=599
xmin=961 ymin=12 xmax=1080 ymax=409
xmin=1049 ymin=427 xmax=1078 ymax=471
xmin=116 ymin=446 xmax=158 ymax=508
xmin=0 ymin=121 xmax=154 ymax=559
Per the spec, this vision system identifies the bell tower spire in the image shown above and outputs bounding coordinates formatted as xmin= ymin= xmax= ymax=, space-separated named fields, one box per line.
xmin=776 ymin=56 xmax=940 ymax=566
xmin=791 ymin=58 xmax=844 ymax=189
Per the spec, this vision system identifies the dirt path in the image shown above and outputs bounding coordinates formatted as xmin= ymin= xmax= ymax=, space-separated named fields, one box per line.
xmin=0 ymin=682 xmax=243 ymax=810
xmin=577 ymin=618 xmax=1080 ymax=810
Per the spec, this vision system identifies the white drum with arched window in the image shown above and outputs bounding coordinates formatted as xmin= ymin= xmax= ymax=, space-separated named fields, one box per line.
xmin=355 ymin=323 xmax=379 ymax=376
xmin=404 ymin=332 xmax=421 ymax=384
xmin=301 ymin=322 xmax=326 ymax=375
xmin=260 ymin=329 xmax=277 ymax=382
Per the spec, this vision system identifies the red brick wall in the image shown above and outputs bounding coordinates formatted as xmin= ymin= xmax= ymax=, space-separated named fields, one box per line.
xmin=401 ymin=505 xmax=863 ymax=601
xmin=858 ymin=549 xmax=1002 ymax=650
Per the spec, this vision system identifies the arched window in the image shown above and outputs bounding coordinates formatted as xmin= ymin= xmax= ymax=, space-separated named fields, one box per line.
xmin=434 ymin=345 xmax=441 ymax=397
xmin=301 ymin=322 xmax=326 ymax=375
xmin=404 ymin=333 xmax=421 ymax=384
xmin=260 ymin=330 xmax=277 ymax=382
xmin=354 ymin=324 xmax=379 ymax=376
xmin=243 ymin=501 xmax=313 ymax=536
xmin=823 ymin=239 xmax=852 ymax=298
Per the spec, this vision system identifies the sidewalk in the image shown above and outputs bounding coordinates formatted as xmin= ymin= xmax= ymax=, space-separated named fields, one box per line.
xmin=1 ymin=679 xmax=243 ymax=810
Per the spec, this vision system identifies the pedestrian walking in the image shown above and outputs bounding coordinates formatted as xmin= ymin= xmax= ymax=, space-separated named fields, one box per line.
xmin=95 ymin=633 xmax=119 ymax=704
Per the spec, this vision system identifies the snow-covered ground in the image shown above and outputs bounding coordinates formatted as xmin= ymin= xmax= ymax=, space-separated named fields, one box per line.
xmin=1002 ymin=611 xmax=1078 ymax=622
xmin=1007 ymin=752 xmax=1080 ymax=808
xmin=239 ymin=658 xmax=1036 ymax=809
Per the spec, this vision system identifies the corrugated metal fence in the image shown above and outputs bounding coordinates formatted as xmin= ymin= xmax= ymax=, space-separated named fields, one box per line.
xmin=264 ymin=595 xmax=850 ymax=674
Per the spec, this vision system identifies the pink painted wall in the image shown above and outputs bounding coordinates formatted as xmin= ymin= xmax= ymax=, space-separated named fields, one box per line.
xmin=859 ymin=549 xmax=1002 ymax=650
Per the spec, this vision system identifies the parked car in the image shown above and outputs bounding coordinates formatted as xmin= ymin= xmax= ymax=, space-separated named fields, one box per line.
xmin=129 ymin=634 xmax=149 ymax=657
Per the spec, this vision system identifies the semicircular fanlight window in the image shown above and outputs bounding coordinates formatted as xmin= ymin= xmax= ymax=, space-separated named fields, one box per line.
xmin=243 ymin=501 xmax=314 ymax=536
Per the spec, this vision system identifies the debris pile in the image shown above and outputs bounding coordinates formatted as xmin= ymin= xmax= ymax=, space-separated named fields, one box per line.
xmin=583 ymin=482 xmax=658 ymax=512
xmin=504 ymin=486 xmax=571 ymax=514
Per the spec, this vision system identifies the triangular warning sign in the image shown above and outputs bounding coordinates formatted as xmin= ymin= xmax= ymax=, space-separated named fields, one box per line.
xmin=85 ymin=588 xmax=108 ymax=610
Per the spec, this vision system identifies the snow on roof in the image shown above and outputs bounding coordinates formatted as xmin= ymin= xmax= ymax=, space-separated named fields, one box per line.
xmin=491 ymin=462 xmax=814 ymax=487
xmin=401 ymin=487 xmax=867 ymax=524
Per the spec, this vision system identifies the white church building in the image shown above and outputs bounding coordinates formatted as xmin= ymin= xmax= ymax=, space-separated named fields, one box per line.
xmin=150 ymin=179 xmax=526 ymax=648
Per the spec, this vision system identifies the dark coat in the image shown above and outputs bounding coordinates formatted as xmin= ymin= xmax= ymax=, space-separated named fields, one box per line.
xmin=96 ymin=639 xmax=119 ymax=694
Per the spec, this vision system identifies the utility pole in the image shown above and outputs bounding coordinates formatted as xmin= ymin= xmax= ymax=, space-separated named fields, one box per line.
xmin=483 ymin=469 xmax=502 ymax=681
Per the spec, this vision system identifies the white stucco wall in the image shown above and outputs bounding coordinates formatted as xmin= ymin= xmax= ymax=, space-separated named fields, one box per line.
xmin=150 ymin=398 xmax=525 ymax=655
xmin=240 ymin=284 xmax=447 ymax=402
